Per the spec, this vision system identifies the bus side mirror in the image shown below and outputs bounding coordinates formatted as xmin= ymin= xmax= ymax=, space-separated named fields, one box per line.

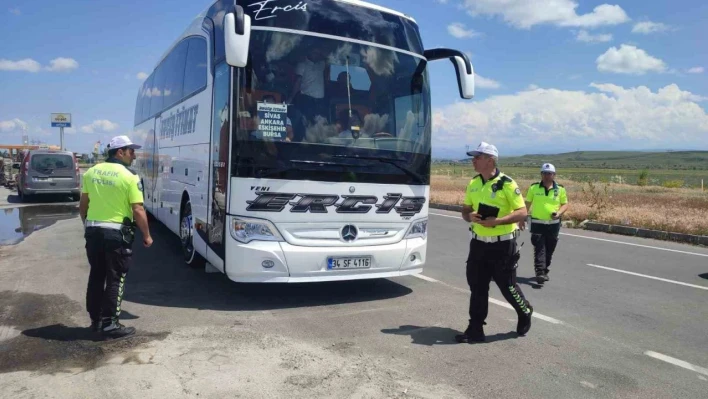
xmin=224 ymin=6 xmax=251 ymax=68
xmin=423 ymin=48 xmax=475 ymax=99
xmin=453 ymin=56 xmax=474 ymax=99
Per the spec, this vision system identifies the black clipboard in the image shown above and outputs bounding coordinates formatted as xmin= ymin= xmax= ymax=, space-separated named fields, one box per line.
xmin=477 ymin=203 xmax=500 ymax=219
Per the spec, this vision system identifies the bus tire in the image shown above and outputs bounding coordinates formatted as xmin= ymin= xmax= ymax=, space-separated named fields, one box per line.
xmin=180 ymin=199 xmax=206 ymax=268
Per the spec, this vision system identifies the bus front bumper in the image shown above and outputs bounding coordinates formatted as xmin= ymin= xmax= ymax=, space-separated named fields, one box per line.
xmin=223 ymin=237 xmax=426 ymax=283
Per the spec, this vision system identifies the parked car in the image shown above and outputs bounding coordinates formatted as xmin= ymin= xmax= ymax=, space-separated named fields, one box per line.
xmin=17 ymin=150 xmax=81 ymax=202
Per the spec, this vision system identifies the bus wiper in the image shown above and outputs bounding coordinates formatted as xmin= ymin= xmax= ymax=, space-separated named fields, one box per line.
xmin=332 ymin=155 xmax=424 ymax=183
xmin=255 ymin=159 xmax=366 ymax=178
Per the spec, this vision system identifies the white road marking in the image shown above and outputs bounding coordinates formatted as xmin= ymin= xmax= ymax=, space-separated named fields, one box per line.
xmin=644 ymin=351 xmax=708 ymax=377
xmin=412 ymin=273 xmax=439 ymax=283
xmin=587 ymin=264 xmax=708 ymax=291
xmin=412 ymin=274 xmax=564 ymax=325
xmin=429 ymin=212 xmax=463 ymax=220
xmin=429 ymin=212 xmax=708 ymax=258
xmin=562 ymin=232 xmax=708 ymax=258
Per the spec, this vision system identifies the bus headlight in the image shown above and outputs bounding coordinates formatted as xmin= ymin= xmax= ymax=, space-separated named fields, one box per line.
xmin=405 ymin=219 xmax=428 ymax=239
xmin=229 ymin=216 xmax=284 ymax=244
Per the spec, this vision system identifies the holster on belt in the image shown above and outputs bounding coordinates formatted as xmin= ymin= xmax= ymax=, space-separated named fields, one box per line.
xmin=120 ymin=217 xmax=137 ymax=246
xmin=502 ymin=248 xmax=519 ymax=271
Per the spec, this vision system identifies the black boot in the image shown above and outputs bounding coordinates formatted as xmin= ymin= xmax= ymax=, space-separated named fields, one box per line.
xmin=535 ymin=270 xmax=545 ymax=285
xmin=455 ymin=323 xmax=485 ymax=343
xmin=100 ymin=319 xmax=136 ymax=340
xmin=517 ymin=304 xmax=533 ymax=336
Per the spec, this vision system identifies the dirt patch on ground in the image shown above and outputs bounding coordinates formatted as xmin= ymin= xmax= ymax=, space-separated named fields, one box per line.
xmin=0 ymin=291 xmax=169 ymax=375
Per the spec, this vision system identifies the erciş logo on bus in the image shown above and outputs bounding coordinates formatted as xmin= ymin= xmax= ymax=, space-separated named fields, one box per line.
xmin=248 ymin=0 xmax=308 ymax=21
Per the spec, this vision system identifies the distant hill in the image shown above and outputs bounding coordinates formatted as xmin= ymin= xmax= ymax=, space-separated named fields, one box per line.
xmin=437 ymin=151 xmax=708 ymax=170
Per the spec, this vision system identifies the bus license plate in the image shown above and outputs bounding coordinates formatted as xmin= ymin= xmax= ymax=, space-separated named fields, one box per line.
xmin=327 ymin=256 xmax=371 ymax=270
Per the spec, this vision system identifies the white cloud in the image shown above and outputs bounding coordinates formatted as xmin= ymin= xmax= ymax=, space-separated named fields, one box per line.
xmin=447 ymin=23 xmax=480 ymax=39
xmin=460 ymin=0 xmax=629 ymax=29
xmin=45 ymin=57 xmax=79 ymax=72
xmin=80 ymin=120 xmax=119 ymax=134
xmin=9 ymin=7 xmax=21 ymax=15
xmin=596 ymin=45 xmax=667 ymax=75
xmin=0 ymin=118 xmax=28 ymax=133
xmin=432 ymin=83 xmax=708 ymax=152
xmin=687 ymin=67 xmax=704 ymax=74
xmin=632 ymin=21 xmax=670 ymax=34
xmin=0 ymin=58 xmax=42 ymax=72
xmin=576 ymin=30 xmax=612 ymax=43
xmin=0 ymin=57 xmax=78 ymax=72
xmin=136 ymin=72 xmax=148 ymax=80
xmin=475 ymin=74 xmax=501 ymax=89
xmin=527 ymin=84 xmax=540 ymax=90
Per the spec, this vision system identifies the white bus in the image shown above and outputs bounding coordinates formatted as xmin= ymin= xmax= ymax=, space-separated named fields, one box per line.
xmin=133 ymin=0 xmax=474 ymax=283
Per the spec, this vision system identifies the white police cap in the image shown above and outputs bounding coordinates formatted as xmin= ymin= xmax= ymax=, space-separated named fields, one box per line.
xmin=541 ymin=163 xmax=556 ymax=173
xmin=466 ymin=142 xmax=499 ymax=157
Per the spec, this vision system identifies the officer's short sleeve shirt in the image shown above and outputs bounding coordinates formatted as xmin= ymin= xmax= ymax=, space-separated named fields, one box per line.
xmin=464 ymin=171 xmax=525 ymax=236
xmin=525 ymin=182 xmax=567 ymax=220
xmin=83 ymin=162 xmax=144 ymax=223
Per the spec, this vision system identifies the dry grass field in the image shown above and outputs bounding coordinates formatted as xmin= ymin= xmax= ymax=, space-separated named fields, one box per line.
xmin=431 ymin=175 xmax=708 ymax=236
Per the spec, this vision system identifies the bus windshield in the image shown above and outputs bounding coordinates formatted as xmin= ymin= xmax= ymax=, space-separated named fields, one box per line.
xmin=232 ymin=30 xmax=431 ymax=185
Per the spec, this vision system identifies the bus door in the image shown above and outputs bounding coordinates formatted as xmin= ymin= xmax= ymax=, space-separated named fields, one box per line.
xmin=205 ymin=61 xmax=231 ymax=265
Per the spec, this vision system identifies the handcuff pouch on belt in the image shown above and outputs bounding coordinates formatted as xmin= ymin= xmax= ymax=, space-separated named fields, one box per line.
xmin=120 ymin=217 xmax=137 ymax=246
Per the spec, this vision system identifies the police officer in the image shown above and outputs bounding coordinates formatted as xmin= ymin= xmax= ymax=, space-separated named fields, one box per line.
xmin=520 ymin=163 xmax=568 ymax=285
xmin=79 ymin=135 xmax=153 ymax=339
xmin=456 ymin=142 xmax=533 ymax=343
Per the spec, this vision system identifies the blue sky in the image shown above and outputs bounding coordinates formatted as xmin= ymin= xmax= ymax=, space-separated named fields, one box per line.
xmin=1 ymin=0 xmax=706 ymax=158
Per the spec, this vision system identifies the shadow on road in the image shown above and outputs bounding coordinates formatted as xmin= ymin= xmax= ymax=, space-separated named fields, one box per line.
xmin=125 ymin=220 xmax=413 ymax=312
xmin=20 ymin=310 xmax=139 ymax=343
xmin=699 ymin=273 xmax=708 ymax=280
xmin=3 ymin=192 xmax=77 ymax=205
xmin=516 ymin=276 xmax=543 ymax=290
xmin=22 ymin=324 xmax=104 ymax=342
xmin=381 ymin=325 xmax=519 ymax=345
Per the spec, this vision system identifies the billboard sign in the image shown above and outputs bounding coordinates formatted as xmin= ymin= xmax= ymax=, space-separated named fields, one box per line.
xmin=51 ymin=113 xmax=72 ymax=128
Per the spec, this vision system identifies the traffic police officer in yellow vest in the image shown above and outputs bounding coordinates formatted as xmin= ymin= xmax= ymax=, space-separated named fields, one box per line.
xmin=79 ymin=135 xmax=153 ymax=339
xmin=456 ymin=142 xmax=533 ymax=344
xmin=520 ymin=163 xmax=568 ymax=285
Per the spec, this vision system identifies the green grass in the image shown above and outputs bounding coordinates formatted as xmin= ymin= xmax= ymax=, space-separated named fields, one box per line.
xmin=494 ymin=150 xmax=708 ymax=171
xmin=431 ymin=164 xmax=708 ymax=188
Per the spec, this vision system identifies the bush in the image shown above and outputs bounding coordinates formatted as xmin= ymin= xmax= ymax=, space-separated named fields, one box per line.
xmin=581 ymin=181 xmax=613 ymax=220
xmin=637 ymin=169 xmax=648 ymax=186
xmin=662 ymin=180 xmax=684 ymax=188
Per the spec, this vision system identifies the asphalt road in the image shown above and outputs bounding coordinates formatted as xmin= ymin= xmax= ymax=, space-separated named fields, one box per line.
xmin=1 ymin=188 xmax=706 ymax=398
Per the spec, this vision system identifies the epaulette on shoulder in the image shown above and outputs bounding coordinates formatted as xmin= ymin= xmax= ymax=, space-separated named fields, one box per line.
xmin=497 ymin=174 xmax=513 ymax=184
xmin=530 ymin=182 xmax=540 ymax=187
xmin=492 ymin=174 xmax=513 ymax=191
xmin=558 ymin=183 xmax=564 ymax=188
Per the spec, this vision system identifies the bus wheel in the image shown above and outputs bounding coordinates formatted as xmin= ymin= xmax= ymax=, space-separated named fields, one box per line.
xmin=180 ymin=200 xmax=206 ymax=268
